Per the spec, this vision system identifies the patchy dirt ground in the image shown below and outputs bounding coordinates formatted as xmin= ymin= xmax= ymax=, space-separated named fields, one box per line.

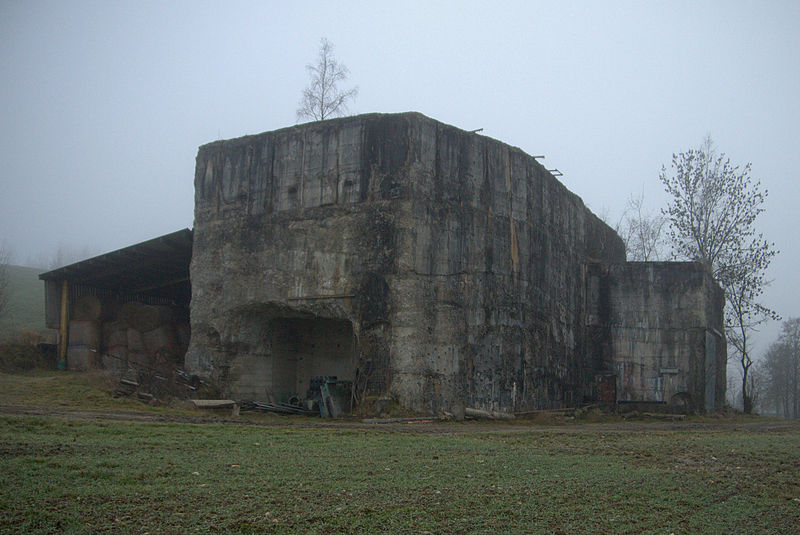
xmin=4 ymin=372 xmax=799 ymax=534
xmin=3 ymin=370 xmax=798 ymax=435
xmin=2 ymin=402 xmax=798 ymax=435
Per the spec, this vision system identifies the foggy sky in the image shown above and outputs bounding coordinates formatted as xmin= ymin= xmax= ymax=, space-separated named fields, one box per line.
xmin=1 ymin=0 xmax=798 ymax=354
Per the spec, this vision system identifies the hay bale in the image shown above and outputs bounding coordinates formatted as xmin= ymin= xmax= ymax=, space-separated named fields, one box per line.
xmin=127 ymin=351 xmax=151 ymax=369
xmin=134 ymin=305 xmax=174 ymax=332
xmin=119 ymin=302 xmax=174 ymax=331
xmin=118 ymin=302 xmax=144 ymax=328
xmin=102 ymin=345 xmax=127 ymax=371
xmin=68 ymin=321 xmax=100 ymax=349
xmin=143 ymin=324 xmax=179 ymax=357
xmin=67 ymin=347 xmax=99 ymax=370
xmin=72 ymin=295 xmax=103 ymax=321
xmin=127 ymin=329 xmax=145 ymax=352
xmin=102 ymin=320 xmax=128 ymax=349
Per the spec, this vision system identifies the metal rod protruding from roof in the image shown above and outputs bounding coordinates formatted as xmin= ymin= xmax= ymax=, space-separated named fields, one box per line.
xmin=469 ymin=128 xmax=483 ymax=133
xmin=533 ymin=155 xmax=545 ymax=160
xmin=547 ymin=169 xmax=563 ymax=177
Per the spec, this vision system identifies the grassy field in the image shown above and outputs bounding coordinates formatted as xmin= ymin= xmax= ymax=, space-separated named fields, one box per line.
xmin=0 ymin=371 xmax=195 ymax=415
xmin=0 ymin=264 xmax=46 ymax=340
xmin=1 ymin=372 xmax=799 ymax=534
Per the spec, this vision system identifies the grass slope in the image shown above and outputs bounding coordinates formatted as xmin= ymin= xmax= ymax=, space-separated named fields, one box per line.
xmin=1 ymin=372 xmax=799 ymax=534
xmin=0 ymin=265 xmax=46 ymax=340
xmin=0 ymin=371 xmax=190 ymax=414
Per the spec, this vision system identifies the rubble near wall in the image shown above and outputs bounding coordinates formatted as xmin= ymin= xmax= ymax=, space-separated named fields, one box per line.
xmin=185 ymin=112 xmax=626 ymax=414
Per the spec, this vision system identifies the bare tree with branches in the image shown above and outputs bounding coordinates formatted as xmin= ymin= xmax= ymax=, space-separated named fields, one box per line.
xmin=762 ymin=318 xmax=800 ymax=418
xmin=297 ymin=38 xmax=358 ymax=122
xmin=616 ymin=191 xmax=667 ymax=261
xmin=0 ymin=242 xmax=10 ymax=320
xmin=660 ymin=136 xmax=779 ymax=413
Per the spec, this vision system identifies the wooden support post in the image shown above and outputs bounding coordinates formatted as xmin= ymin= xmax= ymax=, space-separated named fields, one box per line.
xmin=58 ymin=280 xmax=69 ymax=370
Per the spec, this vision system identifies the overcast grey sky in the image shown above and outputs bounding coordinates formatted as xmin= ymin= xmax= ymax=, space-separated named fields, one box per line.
xmin=1 ymin=0 xmax=798 ymax=353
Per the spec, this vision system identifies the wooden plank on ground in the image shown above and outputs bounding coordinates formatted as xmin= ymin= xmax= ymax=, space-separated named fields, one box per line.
xmin=465 ymin=407 xmax=515 ymax=420
xmin=362 ymin=417 xmax=443 ymax=424
xmin=191 ymin=399 xmax=237 ymax=409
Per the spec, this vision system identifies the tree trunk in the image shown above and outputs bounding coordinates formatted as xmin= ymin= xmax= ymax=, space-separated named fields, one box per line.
xmin=742 ymin=393 xmax=753 ymax=414
xmin=793 ymin=358 xmax=798 ymax=419
xmin=742 ymin=364 xmax=753 ymax=414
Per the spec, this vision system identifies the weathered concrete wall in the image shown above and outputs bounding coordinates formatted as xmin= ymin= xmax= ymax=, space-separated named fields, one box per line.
xmin=600 ymin=262 xmax=726 ymax=411
xmin=185 ymin=112 xmax=627 ymax=414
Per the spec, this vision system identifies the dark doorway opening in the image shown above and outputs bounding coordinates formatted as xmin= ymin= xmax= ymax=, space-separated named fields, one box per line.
xmin=269 ymin=317 xmax=355 ymax=402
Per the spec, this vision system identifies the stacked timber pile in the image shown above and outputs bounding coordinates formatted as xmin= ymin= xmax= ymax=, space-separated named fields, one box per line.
xmin=67 ymin=296 xmax=190 ymax=373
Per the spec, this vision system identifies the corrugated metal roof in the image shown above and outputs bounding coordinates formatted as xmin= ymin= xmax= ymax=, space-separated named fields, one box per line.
xmin=39 ymin=229 xmax=193 ymax=299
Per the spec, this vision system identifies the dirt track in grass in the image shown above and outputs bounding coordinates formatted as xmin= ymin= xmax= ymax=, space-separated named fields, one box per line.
xmin=3 ymin=373 xmax=799 ymax=534
xmin=2 ymin=403 xmax=797 ymax=435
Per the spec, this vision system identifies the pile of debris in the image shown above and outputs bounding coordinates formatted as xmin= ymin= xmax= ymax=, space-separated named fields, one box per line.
xmin=112 ymin=366 xmax=211 ymax=405
xmin=193 ymin=377 xmax=354 ymax=418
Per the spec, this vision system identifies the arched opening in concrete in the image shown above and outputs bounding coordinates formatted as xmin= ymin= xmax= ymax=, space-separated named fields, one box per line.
xmin=223 ymin=306 xmax=357 ymax=404
xmin=269 ymin=316 xmax=356 ymax=402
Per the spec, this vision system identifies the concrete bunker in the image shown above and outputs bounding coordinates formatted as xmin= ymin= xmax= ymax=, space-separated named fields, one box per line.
xmin=185 ymin=112 xmax=728 ymax=414
xmin=40 ymin=112 xmax=728 ymax=416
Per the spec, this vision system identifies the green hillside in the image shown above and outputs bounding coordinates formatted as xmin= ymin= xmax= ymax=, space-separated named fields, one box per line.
xmin=1 ymin=265 xmax=47 ymax=340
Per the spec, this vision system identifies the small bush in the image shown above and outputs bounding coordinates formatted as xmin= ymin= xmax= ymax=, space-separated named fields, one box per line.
xmin=0 ymin=330 xmax=57 ymax=372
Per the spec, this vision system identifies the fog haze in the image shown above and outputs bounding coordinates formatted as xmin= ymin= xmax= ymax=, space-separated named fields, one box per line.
xmin=1 ymin=1 xmax=798 ymax=353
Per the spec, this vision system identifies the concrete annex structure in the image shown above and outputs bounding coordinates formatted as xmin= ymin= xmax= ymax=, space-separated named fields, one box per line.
xmin=184 ymin=112 xmax=726 ymax=414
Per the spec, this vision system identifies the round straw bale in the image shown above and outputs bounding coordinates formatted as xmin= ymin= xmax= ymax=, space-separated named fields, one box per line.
xmin=143 ymin=324 xmax=179 ymax=355
xmin=68 ymin=320 xmax=100 ymax=349
xmin=136 ymin=305 xmax=175 ymax=332
xmin=127 ymin=351 xmax=151 ymax=369
xmin=102 ymin=346 xmax=127 ymax=371
xmin=127 ymin=328 xmax=146 ymax=352
xmin=102 ymin=320 xmax=128 ymax=348
xmin=118 ymin=301 xmax=145 ymax=328
xmin=72 ymin=295 xmax=103 ymax=321
xmin=67 ymin=347 xmax=99 ymax=370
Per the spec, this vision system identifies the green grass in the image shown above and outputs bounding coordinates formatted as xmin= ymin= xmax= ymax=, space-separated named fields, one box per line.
xmin=0 ymin=371 xmax=189 ymax=414
xmin=1 ymin=372 xmax=798 ymax=534
xmin=0 ymin=264 xmax=46 ymax=340
xmin=1 ymin=417 xmax=799 ymax=534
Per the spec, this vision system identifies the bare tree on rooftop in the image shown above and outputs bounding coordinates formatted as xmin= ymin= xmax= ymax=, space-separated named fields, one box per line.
xmin=660 ymin=136 xmax=779 ymax=413
xmin=616 ymin=191 xmax=667 ymax=261
xmin=297 ymin=38 xmax=358 ymax=122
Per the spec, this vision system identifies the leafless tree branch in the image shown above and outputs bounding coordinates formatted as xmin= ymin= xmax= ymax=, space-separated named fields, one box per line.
xmin=616 ymin=191 xmax=668 ymax=261
xmin=0 ymin=242 xmax=10 ymax=320
xmin=297 ymin=38 xmax=358 ymax=122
